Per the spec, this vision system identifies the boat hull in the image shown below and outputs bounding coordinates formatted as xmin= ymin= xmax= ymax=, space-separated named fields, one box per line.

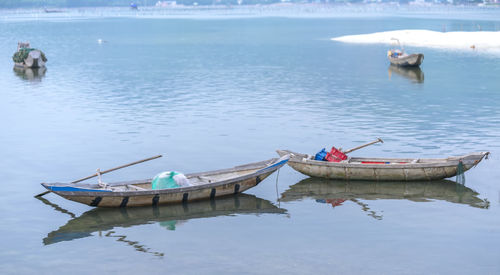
xmin=14 ymin=50 xmax=45 ymax=68
xmin=388 ymin=53 xmax=424 ymax=67
xmin=42 ymin=156 xmax=288 ymax=207
xmin=62 ymin=172 xmax=273 ymax=207
xmin=277 ymin=150 xmax=488 ymax=181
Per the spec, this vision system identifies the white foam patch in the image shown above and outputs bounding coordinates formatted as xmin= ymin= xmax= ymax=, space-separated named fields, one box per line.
xmin=332 ymin=30 xmax=500 ymax=55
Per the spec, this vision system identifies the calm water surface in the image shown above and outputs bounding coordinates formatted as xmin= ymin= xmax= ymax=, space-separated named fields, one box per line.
xmin=0 ymin=7 xmax=499 ymax=274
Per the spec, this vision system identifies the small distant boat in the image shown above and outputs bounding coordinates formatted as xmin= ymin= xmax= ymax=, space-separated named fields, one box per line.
xmin=12 ymin=42 xmax=47 ymax=69
xmin=388 ymin=51 xmax=424 ymax=67
xmin=130 ymin=3 xmax=138 ymax=9
xmin=276 ymin=150 xmax=489 ymax=181
xmin=41 ymin=155 xmax=289 ymax=207
xmin=387 ymin=38 xmax=423 ymax=67
xmin=44 ymin=8 xmax=64 ymax=13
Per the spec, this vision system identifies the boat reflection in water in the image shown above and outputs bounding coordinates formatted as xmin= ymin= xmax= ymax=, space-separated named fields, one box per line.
xmin=41 ymin=194 xmax=286 ymax=256
xmin=388 ymin=64 xmax=424 ymax=83
xmin=280 ymin=178 xmax=489 ymax=220
xmin=13 ymin=66 xmax=46 ymax=82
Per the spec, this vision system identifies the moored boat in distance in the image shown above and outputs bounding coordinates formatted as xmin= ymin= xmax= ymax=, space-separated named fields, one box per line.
xmin=44 ymin=8 xmax=64 ymax=13
xmin=388 ymin=52 xmax=424 ymax=67
xmin=387 ymin=38 xmax=423 ymax=67
xmin=13 ymin=42 xmax=47 ymax=69
xmin=42 ymin=155 xmax=289 ymax=207
xmin=276 ymin=150 xmax=488 ymax=181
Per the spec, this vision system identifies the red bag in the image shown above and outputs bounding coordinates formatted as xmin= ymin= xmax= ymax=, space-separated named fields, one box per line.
xmin=325 ymin=146 xmax=347 ymax=162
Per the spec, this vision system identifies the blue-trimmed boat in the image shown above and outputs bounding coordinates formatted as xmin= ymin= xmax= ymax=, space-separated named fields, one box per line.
xmin=42 ymin=155 xmax=289 ymax=207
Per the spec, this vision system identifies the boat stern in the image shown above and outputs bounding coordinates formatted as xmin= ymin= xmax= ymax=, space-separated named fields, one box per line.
xmin=450 ymin=151 xmax=490 ymax=172
xmin=415 ymin=53 xmax=424 ymax=66
xmin=258 ymin=154 xmax=290 ymax=174
xmin=276 ymin=149 xmax=290 ymax=158
xmin=276 ymin=149 xmax=308 ymax=160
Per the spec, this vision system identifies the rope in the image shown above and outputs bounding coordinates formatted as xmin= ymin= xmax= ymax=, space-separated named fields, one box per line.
xmin=456 ymin=160 xmax=466 ymax=185
xmin=275 ymin=168 xmax=280 ymax=207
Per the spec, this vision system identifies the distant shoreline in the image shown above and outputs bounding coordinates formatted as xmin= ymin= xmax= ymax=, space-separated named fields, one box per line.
xmin=332 ymin=29 xmax=500 ymax=56
xmin=1 ymin=3 xmax=499 ymax=22
xmin=1 ymin=2 xmax=500 ymax=9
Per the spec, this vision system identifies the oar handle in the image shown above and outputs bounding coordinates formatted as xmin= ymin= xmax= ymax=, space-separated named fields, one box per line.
xmin=71 ymin=155 xmax=162 ymax=183
xmin=34 ymin=155 xmax=163 ymax=198
xmin=343 ymin=138 xmax=383 ymax=154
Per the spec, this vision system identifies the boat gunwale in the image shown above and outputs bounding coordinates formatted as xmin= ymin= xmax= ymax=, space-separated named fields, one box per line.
xmin=388 ymin=53 xmax=424 ymax=66
xmin=388 ymin=53 xmax=423 ymax=61
xmin=277 ymin=150 xmax=489 ymax=169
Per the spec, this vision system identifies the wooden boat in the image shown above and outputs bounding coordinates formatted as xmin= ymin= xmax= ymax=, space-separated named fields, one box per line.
xmin=41 ymin=194 xmax=286 ymax=245
xmin=41 ymin=155 xmax=289 ymax=207
xmin=13 ymin=42 xmax=46 ymax=69
xmin=44 ymin=8 xmax=64 ymax=13
xmin=280 ymin=178 xmax=489 ymax=210
xmin=387 ymin=39 xmax=423 ymax=67
xmin=388 ymin=52 xmax=424 ymax=67
xmin=14 ymin=50 xmax=45 ymax=68
xmin=276 ymin=150 xmax=489 ymax=181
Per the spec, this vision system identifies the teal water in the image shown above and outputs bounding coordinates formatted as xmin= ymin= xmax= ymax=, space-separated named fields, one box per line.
xmin=1 ymin=7 xmax=500 ymax=274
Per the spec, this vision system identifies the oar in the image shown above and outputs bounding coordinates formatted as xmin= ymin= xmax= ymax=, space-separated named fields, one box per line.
xmin=343 ymin=138 xmax=383 ymax=154
xmin=35 ymin=154 xmax=162 ymax=197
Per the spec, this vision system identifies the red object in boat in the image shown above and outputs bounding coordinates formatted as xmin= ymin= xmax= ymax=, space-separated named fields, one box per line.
xmin=325 ymin=146 xmax=347 ymax=162
xmin=361 ymin=161 xmax=408 ymax=164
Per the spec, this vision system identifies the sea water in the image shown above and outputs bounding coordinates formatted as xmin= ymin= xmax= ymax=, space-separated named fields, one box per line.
xmin=0 ymin=6 xmax=499 ymax=274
